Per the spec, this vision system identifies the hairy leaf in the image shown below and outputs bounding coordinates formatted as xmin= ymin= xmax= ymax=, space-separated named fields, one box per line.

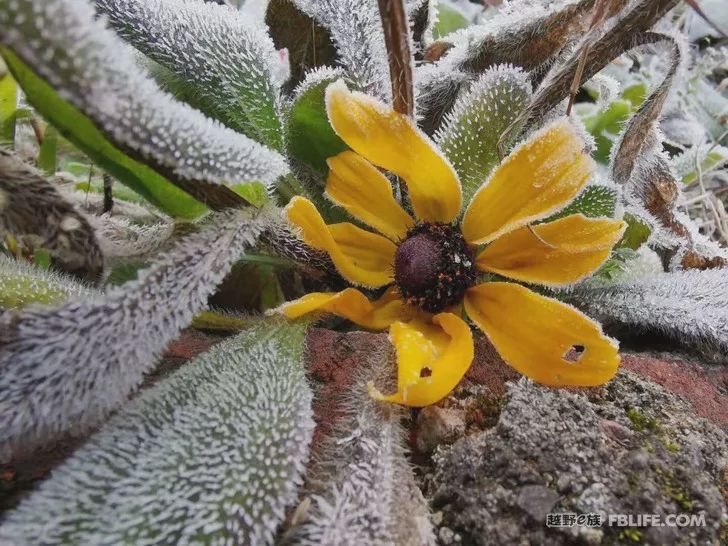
xmin=0 ymin=0 xmax=289 ymax=211
xmin=567 ymin=269 xmax=728 ymax=360
xmin=0 ymin=209 xmax=268 ymax=462
xmin=610 ymin=34 xmax=726 ymax=270
xmin=96 ymin=0 xmax=284 ymax=150
xmin=291 ymin=344 xmax=435 ymax=546
xmin=435 ymin=65 xmax=532 ymax=205
xmin=293 ymin=0 xmax=392 ymax=101
xmin=0 ymin=255 xmax=94 ymax=310
xmin=0 ymin=319 xmax=314 ymax=545
xmin=0 ymin=149 xmax=103 ymax=282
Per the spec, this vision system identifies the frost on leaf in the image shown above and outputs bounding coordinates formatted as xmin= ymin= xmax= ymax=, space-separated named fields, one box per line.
xmin=435 ymin=65 xmax=532 ymax=204
xmin=0 ymin=0 xmax=289 ymax=209
xmin=95 ymin=0 xmax=285 ymax=150
xmin=0 ymin=149 xmax=103 ymax=282
xmin=0 ymin=209 xmax=268 ymax=462
xmin=568 ymin=269 xmax=728 ymax=361
xmin=0 ymin=255 xmax=94 ymax=310
xmin=291 ymin=346 xmax=435 ymax=546
xmin=0 ymin=319 xmax=315 ymax=546
xmin=88 ymin=215 xmax=175 ymax=267
xmin=292 ymin=0 xmax=392 ymax=102
xmin=610 ymin=35 xmax=726 ymax=270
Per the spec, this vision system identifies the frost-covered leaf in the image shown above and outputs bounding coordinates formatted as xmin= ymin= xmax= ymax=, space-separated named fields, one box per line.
xmin=0 ymin=149 xmax=103 ymax=282
xmin=87 ymin=215 xmax=175 ymax=266
xmin=0 ymin=0 xmax=289 ymax=212
xmin=435 ymin=65 xmax=531 ymax=204
xmin=292 ymin=0 xmax=392 ymax=101
xmin=265 ymin=0 xmax=338 ymax=89
xmin=96 ymin=0 xmax=284 ymax=150
xmin=568 ymin=269 xmax=728 ymax=360
xmin=501 ymin=1 xmax=679 ymax=133
xmin=0 ymin=208 xmax=269 ymax=462
xmin=0 ymin=318 xmax=315 ymax=545
xmin=427 ymin=0 xmax=606 ymax=70
xmin=0 ymin=255 xmax=94 ymax=310
xmin=290 ymin=344 xmax=435 ymax=546
xmin=610 ymin=34 xmax=727 ymax=270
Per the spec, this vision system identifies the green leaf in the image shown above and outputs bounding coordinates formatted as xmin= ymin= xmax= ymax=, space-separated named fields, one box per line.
xmin=582 ymin=99 xmax=632 ymax=164
xmin=581 ymin=83 xmax=647 ymax=164
xmin=2 ymin=50 xmax=207 ymax=219
xmin=550 ymin=184 xmax=618 ymax=220
xmin=37 ymin=125 xmax=57 ymax=175
xmin=0 ymin=65 xmax=16 ymax=144
xmin=232 ymin=181 xmax=270 ymax=208
xmin=285 ymin=70 xmax=348 ymax=176
xmin=618 ymin=213 xmax=651 ymax=250
xmin=433 ymin=4 xmax=469 ymax=39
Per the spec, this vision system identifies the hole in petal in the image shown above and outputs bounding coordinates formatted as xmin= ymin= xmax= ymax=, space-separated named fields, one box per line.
xmin=420 ymin=367 xmax=433 ymax=378
xmin=563 ymin=344 xmax=585 ymax=363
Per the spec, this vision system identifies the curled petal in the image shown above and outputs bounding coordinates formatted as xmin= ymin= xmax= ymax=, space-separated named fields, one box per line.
xmin=326 ymin=80 xmax=461 ymax=223
xmin=326 ymin=151 xmax=414 ymax=240
xmin=462 ymin=119 xmax=595 ymax=245
xmin=369 ymin=313 xmax=474 ymax=407
xmin=464 ymin=282 xmax=619 ymax=386
xmin=286 ymin=196 xmax=395 ymax=287
xmin=277 ymin=287 xmax=419 ymax=330
xmin=476 ymin=214 xmax=627 ymax=286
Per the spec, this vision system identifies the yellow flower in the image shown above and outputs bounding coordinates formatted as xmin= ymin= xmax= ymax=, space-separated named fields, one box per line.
xmin=278 ymin=80 xmax=626 ymax=407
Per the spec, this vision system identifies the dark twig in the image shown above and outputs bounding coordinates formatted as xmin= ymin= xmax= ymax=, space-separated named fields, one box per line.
xmin=102 ymin=173 xmax=114 ymax=214
xmin=377 ymin=0 xmax=414 ymax=117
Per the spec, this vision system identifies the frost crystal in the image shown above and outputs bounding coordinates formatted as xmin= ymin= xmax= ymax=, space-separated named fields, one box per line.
xmin=0 ymin=209 xmax=268 ymax=462
xmin=569 ymin=269 xmax=728 ymax=359
xmin=292 ymin=350 xmax=435 ymax=546
xmin=95 ymin=0 xmax=284 ymax=150
xmin=292 ymin=0 xmax=392 ymax=101
xmin=435 ymin=64 xmax=532 ymax=204
xmin=0 ymin=0 xmax=289 ymax=200
xmin=0 ymin=320 xmax=314 ymax=545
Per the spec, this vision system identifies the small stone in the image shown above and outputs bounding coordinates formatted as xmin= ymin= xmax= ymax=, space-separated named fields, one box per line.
xmin=415 ymin=406 xmax=466 ymax=452
xmin=515 ymin=485 xmax=560 ymax=522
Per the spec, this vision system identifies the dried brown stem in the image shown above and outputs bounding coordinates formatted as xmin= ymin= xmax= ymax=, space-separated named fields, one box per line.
xmin=378 ymin=0 xmax=414 ymax=116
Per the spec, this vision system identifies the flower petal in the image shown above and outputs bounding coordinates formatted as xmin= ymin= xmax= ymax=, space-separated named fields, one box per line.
xmin=462 ymin=119 xmax=595 ymax=245
xmin=476 ymin=214 xmax=627 ymax=286
xmin=326 ymin=151 xmax=414 ymax=240
xmin=277 ymin=287 xmax=418 ymax=330
xmin=326 ymin=80 xmax=461 ymax=223
xmin=286 ymin=196 xmax=395 ymax=287
xmin=464 ymin=282 xmax=619 ymax=386
xmin=369 ymin=313 xmax=474 ymax=407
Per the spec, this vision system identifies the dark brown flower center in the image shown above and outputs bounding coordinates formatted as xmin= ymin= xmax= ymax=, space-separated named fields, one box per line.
xmin=394 ymin=223 xmax=477 ymax=313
